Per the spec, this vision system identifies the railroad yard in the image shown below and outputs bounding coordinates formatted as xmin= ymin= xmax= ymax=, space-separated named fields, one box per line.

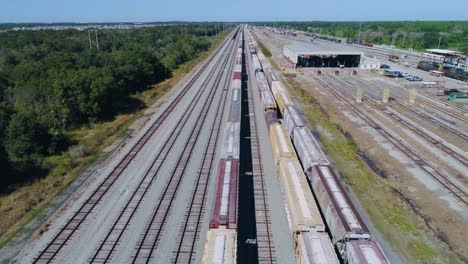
xmin=2 ymin=25 xmax=467 ymax=264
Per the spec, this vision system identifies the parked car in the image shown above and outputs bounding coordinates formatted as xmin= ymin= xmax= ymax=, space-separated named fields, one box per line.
xmin=407 ymin=76 xmax=423 ymax=81
xmin=399 ymin=72 xmax=410 ymax=78
xmin=380 ymin=64 xmax=390 ymax=69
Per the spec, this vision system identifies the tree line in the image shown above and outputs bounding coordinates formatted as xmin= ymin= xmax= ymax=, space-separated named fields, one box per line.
xmin=0 ymin=25 xmax=223 ymax=188
xmin=255 ymin=21 xmax=468 ymax=54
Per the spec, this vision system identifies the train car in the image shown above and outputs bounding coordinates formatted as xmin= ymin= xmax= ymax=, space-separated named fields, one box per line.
xmin=264 ymin=68 xmax=278 ymax=87
xmin=209 ymin=159 xmax=239 ymax=229
xmin=344 ymin=240 xmax=389 ymax=264
xmin=255 ymin=72 xmax=271 ymax=92
xmin=231 ymin=77 xmax=241 ymax=90
xmin=296 ymin=230 xmax=340 ymax=264
xmin=283 ymin=106 xmax=304 ymax=137
xmin=260 ymin=90 xmax=277 ymax=111
xmin=252 ymin=54 xmax=262 ymax=72
xmin=278 ymin=159 xmax=325 ymax=233
xmin=292 ymin=127 xmax=329 ymax=170
xmin=264 ymin=110 xmax=279 ymax=129
xmin=274 ymin=91 xmax=294 ymax=114
xmin=307 ymin=165 xmax=371 ymax=248
xmin=271 ymin=81 xmax=285 ymax=96
xmin=202 ymin=227 xmax=237 ymax=264
xmin=221 ymin=122 xmax=240 ymax=159
xmin=228 ymin=89 xmax=241 ymax=123
xmin=269 ymin=123 xmax=297 ymax=165
xmin=258 ymin=52 xmax=268 ymax=66
xmin=234 ymin=64 xmax=242 ymax=74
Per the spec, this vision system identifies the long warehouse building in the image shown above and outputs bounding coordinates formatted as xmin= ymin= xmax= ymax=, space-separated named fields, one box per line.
xmin=283 ymin=44 xmax=363 ymax=68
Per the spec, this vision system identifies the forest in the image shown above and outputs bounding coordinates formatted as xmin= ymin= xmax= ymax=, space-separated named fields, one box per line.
xmin=0 ymin=24 xmax=221 ymax=189
xmin=255 ymin=21 xmax=468 ymax=54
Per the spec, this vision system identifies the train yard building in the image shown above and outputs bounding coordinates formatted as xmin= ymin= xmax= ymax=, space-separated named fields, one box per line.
xmin=283 ymin=44 xmax=363 ymax=68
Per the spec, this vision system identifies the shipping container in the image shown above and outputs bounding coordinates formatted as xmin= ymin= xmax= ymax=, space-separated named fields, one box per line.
xmin=307 ymin=165 xmax=370 ymax=248
xmin=283 ymin=106 xmax=304 ymax=137
xmin=297 ymin=230 xmax=340 ymax=264
xmin=278 ymin=159 xmax=324 ymax=232
xmin=202 ymin=227 xmax=237 ymax=264
xmin=293 ymin=127 xmax=329 ymax=170
xmin=264 ymin=110 xmax=279 ymax=129
xmin=209 ymin=159 xmax=239 ymax=229
xmin=344 ymin=240 xmax=389 ymax=264
xmin=275 ymin=91 xmax=294 ymax=114
xmin=221 ymin=122 xmax=240 ymax=159
xmin=269 ymin=123 xmax=297 ymax=165
xmin=261 ymin=90 xmax=277 ymax=111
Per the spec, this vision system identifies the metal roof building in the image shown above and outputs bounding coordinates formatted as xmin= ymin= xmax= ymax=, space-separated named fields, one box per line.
xmin=283 ymin=44 xmax=364 ymax=68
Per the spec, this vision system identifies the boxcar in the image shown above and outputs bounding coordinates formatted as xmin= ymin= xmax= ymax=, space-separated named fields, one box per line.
xmin=283 ymin=106 xmax=304 ymax=137
xmin=260 ymin=90 xmax=277 ymax=111
xmin=269 ymin=123 xmax=297 ymax=166
xmin=345 ymin=240 xmax=389 ymax=264
xmin=274 ymin=91 xmax=294 ymax=114
xmin=252 ymin=54 xmax=262 ymax=72
xmin=202 ymin=227 xmax=237 ymax=264
xmin=278 ymin=159 xmax=325 ymax=232
xmin=264 ymin=68 xmax=278 ymax=87
xmin=209 ymin=159 xmax=238 ymax=229
xmin=307 ymin=165 xmax=370 ymax=247
xmin=271 ymin=81 xmax=285 ymax=96
xmin=297 ymin=230 xmax=340 ymax=264
xmin=264 ymin=110 xmax=279 ymax=129
xmin=221 ymin=122 xmax=240 ymax=159
xmin=292 ymin=127 xmax=329 ymax=170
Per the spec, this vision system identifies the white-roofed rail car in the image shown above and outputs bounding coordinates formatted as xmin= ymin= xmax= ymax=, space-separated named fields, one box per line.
xmin=260 ymin=90 xmax=277 ymax=111
xmin=345 ymin=240 xmax=390 ymax=264
xmin=297 ymin=230 xmax=340 ymax=264
xmin=202 ymin=227 xmax=237 ymax=264
xmin=283 ymin=106 xmax=305 ymax=137
xmin=228 ymin=89 xmax=241 ymax=123
xmin=221 ymin=122 xmax=240 ymax=159
xmin=278 ymin=159 xmax=324 ymax=233
xmin=209 ymin=159 xmax=238 ymax=229
xmin=255 ymin=72 xmax=271 ymax=92
xmin=264 ymin=67 xmax=278 ymax=87
xmin=271 ymin=81 xmax=285 ymax=97
xmin=307 ymin=165 xmax=371 ymax=250
xmin=252 ymin=54 xmax=262 ymax=72
xmin=293 ymin=127 xmax=330 ymax=170
xmin=269 ymin=123 xmax=298 ymax=166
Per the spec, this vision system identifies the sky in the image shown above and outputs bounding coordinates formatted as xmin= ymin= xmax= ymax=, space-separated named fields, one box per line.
xmin=1 ymin=0 xmax=467 ymax=23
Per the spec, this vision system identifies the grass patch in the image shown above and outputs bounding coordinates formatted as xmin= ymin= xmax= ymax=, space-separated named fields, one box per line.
xmin=0 ymin=31 xmax=230 ymax=248
xmin=282 ymin=76 xmax=462 ymax=264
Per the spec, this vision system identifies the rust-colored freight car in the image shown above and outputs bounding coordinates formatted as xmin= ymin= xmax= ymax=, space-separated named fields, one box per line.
xmin=345 ymin=240 xmax=389 ymax=264
xmin=209 ymin=159 xmax=239 ymax=229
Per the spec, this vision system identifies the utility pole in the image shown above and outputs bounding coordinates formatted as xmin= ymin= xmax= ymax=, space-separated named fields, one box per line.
xmin=358 ymin=22 xmax=362 ymax=44
xmin=88 ymin=29 xmax=99 ymax=50
xmin=95 ymin=30 xmax=99 ymax=50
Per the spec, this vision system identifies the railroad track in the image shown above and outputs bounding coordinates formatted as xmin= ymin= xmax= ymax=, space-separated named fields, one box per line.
xmin=352 ymin=75 xmax=468 ymax=124
xmin=172 ymin=37 xmax=237 ymax=263
xmin=33 ymin=33 xmax=234 ymax=264
xmin=246 ymin=42 xmax=276 ymax=264
xmin=313 ymin=75 xmax=468 ymax=207
xmin=342 ymin=75 xmax=468 ymax=142
xmin=130 ymin=36 xmax=237 ymax=264
xmin=330 ymin=75 xmax=468 ymax=167
xmin=87 ymin=34 xmax=237 ymax=263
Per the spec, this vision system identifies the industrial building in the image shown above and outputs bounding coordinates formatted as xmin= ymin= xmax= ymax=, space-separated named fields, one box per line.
xmin=283 ymin=44 xmax=363 ymax=68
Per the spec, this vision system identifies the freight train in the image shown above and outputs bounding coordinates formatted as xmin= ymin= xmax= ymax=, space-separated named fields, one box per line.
xmin=417 ymin=60 xmax=468 ymax=81
xmin=246 ymin=28 xmax=390 ymax=264
xmin=201 ymin=27 xmax=243 ymax=264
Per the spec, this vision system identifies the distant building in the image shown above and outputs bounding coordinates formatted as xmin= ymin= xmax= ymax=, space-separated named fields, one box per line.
xmin=283 ymin=44 xmax=363 ymax=68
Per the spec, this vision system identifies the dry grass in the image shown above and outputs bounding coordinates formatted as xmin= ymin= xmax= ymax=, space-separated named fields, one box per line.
xmin=0 ymin=32 xmax=229 ymax=247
